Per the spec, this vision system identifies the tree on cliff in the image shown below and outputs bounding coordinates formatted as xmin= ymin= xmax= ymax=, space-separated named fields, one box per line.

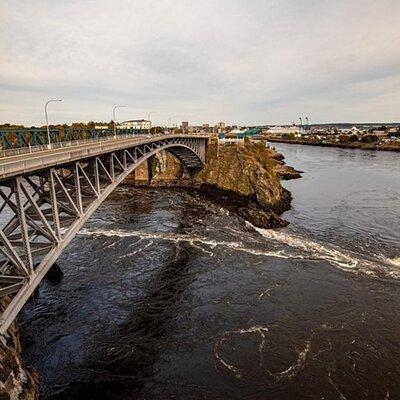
xmin=339 ymin=134 xmax=358 ymax=143
xmin=349 ymin=134 xmax=359 ymax=142
xmin=387 ymin=130 xmax=400 ymax=138
xmin=151 ymin=126 xmax=164 ymax=134
xmin=361 ymin=134 xmax=379 ymax=143
xmin=71 ymin=122 xmax=87 ymax=129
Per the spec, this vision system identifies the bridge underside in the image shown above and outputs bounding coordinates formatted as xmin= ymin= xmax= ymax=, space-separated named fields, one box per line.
xmin=0 ymin=136 xmax=206 ymax=334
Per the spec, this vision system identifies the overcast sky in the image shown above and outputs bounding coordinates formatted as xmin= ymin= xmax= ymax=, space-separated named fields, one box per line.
xmin=1 ymin=0 xmax=399 ymax=126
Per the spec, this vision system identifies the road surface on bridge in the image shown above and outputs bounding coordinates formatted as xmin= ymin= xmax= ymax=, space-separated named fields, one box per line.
xmin=0 ymin=134 xmax=208 ymax=181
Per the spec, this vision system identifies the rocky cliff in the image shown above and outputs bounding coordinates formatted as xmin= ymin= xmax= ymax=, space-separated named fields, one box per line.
xmin=148 ymin=139 xmax=301 ymax=228
xmin=0 ymin=298 xmax=38 ymax=399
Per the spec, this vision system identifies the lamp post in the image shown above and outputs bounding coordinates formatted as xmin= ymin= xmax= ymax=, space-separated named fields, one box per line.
xmin=168 ymin=115 xmax=179 ymax=132
xmin=147 ymin=111 xmax=156 ymax=135
xmin=45 ymin=99 xmax=62 ymax=149
xmin=112 ymin=105 xmax=126 ymax=139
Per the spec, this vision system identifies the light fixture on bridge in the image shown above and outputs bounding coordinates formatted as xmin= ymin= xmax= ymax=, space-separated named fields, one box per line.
xmin=112 ymin=105 xmax=127 ymax=139
xmin=45 ymin=99 xmax=62 ymax=149
xmin=147 ymin=111 xmax=157 ymax=135
xmin=168 ymin=115 xmax=179 ymax=129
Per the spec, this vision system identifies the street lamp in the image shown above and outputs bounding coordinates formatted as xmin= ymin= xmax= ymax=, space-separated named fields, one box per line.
xmin=112 ymin=105 xmax=126 ymax=139
xmin=168 ymin=115 xmax=179 ymax=129
xmin=45 ymin=99 xmax=62 ymax=149
xmin=147 ymin=111 xmax=157 ymax=135
xmin=147 ymin=111 xmax=157 ymax=121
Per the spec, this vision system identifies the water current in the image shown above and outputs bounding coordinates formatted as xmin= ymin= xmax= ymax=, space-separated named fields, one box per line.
xmin=20 ymin=143 xmax=400 ymax=399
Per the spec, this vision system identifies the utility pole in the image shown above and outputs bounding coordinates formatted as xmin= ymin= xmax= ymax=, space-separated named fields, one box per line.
xmin=45 ymin=99 xmax=62 ymax=149
xmin=112 ymin=105 xmax=126 ymax=139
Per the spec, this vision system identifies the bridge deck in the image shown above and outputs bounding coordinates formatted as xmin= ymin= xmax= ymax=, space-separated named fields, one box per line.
xmin=0 ymin=134 xmax=208 ymax=181
xmin=0 ymin=134 xmax=209 ymax=334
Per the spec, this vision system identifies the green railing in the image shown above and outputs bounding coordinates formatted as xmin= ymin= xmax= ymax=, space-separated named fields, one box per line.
xmin=0 ymin=127 xmax=142 ymax=150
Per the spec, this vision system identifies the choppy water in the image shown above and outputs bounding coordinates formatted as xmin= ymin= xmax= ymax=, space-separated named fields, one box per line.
xmin=20 ymin=144 xmax=400 ymax=399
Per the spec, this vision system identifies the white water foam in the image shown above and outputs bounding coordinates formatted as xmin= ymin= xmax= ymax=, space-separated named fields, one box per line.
xmin=78 ymin=228 xmax=301 ymax=261
xmin=252 ymin=224 xmax=400 ymax=279
xmin=386 ymin=257 xmax=400 ymax=267
xmin=79 ymin=226 xmax=399 ymax=279
xmin=213 ymin=324 xmax=310 ymax=382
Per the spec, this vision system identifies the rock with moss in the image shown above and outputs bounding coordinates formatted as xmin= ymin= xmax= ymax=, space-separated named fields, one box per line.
xmin=146 ymin=139 xmax=301 ymax=228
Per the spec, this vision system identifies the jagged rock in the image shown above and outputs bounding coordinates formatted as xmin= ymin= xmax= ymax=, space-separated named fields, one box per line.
xmin=274 ymin=163 xmax=303 ymax=180
xmin=237 ymin=206 xmax=288 ymax=229
xmin=0 ymin=298 xmax=38 ymax=399
xmin=146 ymin=139 xmax=301 ymax=228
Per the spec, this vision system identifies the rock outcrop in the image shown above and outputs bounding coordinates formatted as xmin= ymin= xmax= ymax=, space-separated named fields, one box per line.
xmin=0 ymin=298 xmax=38 ymax=399
xmin=147 ymin=139 xmax=301 ymax=228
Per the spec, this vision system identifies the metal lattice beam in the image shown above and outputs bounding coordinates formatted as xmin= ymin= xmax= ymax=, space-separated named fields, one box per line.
xmin=0 ymin=135 xmax=207 ymax=334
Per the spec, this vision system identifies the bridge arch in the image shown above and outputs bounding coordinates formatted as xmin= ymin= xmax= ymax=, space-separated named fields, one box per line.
xmin=0 ymin=135 xmax=208 ymax=333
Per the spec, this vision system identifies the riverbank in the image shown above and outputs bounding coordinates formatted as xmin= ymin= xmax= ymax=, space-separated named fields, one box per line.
xmin=267 ymin=137 xmax=400 ymax=152
xmin=144 ymin=139 xmax=301 ymax=228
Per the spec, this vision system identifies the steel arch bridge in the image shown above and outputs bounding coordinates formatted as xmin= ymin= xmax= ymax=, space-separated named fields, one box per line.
xmin=0 ymin=134 xmax=208 ymax=334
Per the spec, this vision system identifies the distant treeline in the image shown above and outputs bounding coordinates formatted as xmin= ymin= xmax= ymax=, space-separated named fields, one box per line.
xmin=0 ymin=121 xmax=113 ymax=130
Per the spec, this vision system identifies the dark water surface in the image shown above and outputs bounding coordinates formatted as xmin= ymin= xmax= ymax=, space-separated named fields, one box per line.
xmin=20 ymin=144 xmax=400 ymax=399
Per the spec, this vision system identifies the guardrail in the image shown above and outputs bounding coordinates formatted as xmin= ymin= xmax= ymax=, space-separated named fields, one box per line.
xmin=0 ymin=127 xmax=142 ymax=153
xmin=0 ymin=132 xmax=146 ymax=158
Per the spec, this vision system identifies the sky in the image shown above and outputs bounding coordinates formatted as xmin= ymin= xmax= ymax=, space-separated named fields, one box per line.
xmin=0 ymin=0 xmax=399 ymax=126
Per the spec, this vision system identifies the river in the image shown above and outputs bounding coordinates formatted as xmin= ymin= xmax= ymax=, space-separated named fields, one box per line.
xmin=20 ymin=143 xmax=400 ymax=399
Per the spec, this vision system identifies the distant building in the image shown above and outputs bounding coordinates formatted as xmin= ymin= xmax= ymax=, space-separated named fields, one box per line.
xmin=94 ymin=125 xmax=109 ymax=130
xmin=372 ymin=130 xmax=388 ymax=138
xmin=181 ymin=121 xmax=189 ymax=134
xmin=217 ymin=122 xmax=225 ymax=129
xmin=230 ymin=128 xmax=245 ymax=135
xmin=267 ymin=126 xmax=300 ymax=135
xmin=200 ymin=124 xmax=211 ymax=133
xmin=118 ymin=119 xmax=151 ymax=130
xmin=218 ymin=138 xmax=244 ymax=144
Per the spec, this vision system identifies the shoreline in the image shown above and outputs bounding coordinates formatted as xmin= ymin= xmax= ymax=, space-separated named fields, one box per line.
xmin=267 ymin=137 xmax=400 ymax=152
xmin=139 ymin=182 xmax=295 ymax=229
xmin=143 ymin=141 xmax=302 ymax=229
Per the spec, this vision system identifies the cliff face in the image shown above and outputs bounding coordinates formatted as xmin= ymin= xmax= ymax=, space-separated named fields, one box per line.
xmin=149 ymin=139 xmax=301 ymax=228
xmin=0 ymin=298 xmax=38 ymax=399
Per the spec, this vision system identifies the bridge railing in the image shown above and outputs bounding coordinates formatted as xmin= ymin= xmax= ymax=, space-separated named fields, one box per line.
xmin=0 ymin=127 xmax=143 ymax=153
xmin=0 ymin=132 xmax=151 ymax=158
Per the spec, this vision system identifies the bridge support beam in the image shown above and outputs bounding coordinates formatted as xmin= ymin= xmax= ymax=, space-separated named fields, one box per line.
xmin=0 ymin=136 xmax=207 ymax=334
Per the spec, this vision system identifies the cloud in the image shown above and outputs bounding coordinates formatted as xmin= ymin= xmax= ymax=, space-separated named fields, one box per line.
xmin=0 ymin=0 xmax=399 ymax=125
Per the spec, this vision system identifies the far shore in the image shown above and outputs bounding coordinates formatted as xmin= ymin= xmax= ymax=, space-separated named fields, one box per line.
xmin=267 ymin=137 xmax=400 ymax=152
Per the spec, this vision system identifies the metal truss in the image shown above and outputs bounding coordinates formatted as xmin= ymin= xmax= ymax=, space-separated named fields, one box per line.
xmin=0 ymin=127 xmax=141 ymax=150
xmin=0 ymin=136 xmax=206 ymax=334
